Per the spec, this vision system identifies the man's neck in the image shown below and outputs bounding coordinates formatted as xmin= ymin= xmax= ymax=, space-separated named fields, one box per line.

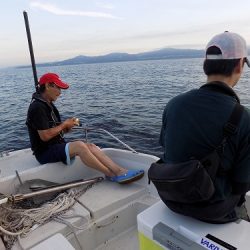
xmin=41 ymin=92 xmax=52 ymax=104
xmin=207 ymin=75 xmax=237 ymax=88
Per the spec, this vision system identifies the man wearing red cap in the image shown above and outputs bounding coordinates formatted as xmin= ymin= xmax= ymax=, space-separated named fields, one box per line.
xmin=26 ymin=72 xmax=144 ymax=184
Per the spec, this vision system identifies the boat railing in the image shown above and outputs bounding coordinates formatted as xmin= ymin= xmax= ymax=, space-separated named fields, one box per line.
xmin=72 ymin=126 xmax=138 ymax=154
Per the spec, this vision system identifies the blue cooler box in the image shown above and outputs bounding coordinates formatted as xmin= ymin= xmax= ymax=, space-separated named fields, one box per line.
xmin=137 ymin=201 xmax=250 ymax=250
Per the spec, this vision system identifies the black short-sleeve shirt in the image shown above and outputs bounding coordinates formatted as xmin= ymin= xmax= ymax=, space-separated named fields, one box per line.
xmin=26 ymin=93 xmax=65 ymax=155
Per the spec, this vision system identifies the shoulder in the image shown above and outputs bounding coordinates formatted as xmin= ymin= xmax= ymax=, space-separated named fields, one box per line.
xmin=166 ymin=89 xmax=198 ymax=108
xmin=28 ymin=99 xmax=50 ymax=116
xmin=239 ymin=106 xmax=250 ymax=130
xmin=29 ymin=99 xmax=44 ymax=109
xmin=162 ymin=90 xmax=197 ymax=119
xmin=243 ymin=106 xmax=250 ymax=117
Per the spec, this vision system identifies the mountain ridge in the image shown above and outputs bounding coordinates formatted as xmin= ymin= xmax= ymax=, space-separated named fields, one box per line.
xmin=18 ymin=48 xmax=205 ymax=68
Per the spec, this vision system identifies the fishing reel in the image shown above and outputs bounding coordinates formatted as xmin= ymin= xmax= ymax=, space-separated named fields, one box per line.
xmin=73 ymin=117 xmax=81 ymax=126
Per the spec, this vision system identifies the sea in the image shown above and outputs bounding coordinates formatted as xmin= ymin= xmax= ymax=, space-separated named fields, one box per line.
xmin=0 ymin=58 xmax=250 ymax=158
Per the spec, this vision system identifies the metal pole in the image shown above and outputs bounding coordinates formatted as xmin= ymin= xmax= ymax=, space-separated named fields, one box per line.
xmin=23 ymin=11 xmax=39 ymax=92
xmin=73 ymin=126 xmax=138 ymax=153
xmin=11 ymin=177 xmax=104 ymax=203
xmin=0 ymin=177 xmax=104 ymax=204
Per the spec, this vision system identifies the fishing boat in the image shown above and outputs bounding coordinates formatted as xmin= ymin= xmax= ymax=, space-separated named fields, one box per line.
xmin=0 ymin=11 xmax=160 ymax=250
xmin=1 ymin=11 xmax=249 ymax=250
xmin=0 ymin=135 xmax=160 ymax=250
xmin=1 ymin=128 xmax=250 ymax=250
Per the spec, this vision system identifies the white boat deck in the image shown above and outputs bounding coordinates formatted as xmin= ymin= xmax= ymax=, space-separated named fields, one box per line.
xmin=15 ymin=180 xmax=158 ymax=250
xmin=1 ymin=148 xmax=250 ymax=250
xmin=0 ymin=148 xmax=159 ymax=250
xmin=95 ymin=227 xmax=139 ymax=250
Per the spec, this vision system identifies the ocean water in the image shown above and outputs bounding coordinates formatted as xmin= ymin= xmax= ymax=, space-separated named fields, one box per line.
xmin=0 ymin=58 xmax=250 ymax=157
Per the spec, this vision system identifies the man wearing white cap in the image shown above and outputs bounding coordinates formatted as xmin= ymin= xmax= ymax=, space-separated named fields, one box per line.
xmin=156 ymin=32 xmax=250 ymax=223
xmin=26 ymin=73 xmax=144 ymax=184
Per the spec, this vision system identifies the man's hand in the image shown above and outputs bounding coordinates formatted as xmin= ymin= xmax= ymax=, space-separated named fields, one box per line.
xmin=38 ymin=117 xmax=80 ymax=141
xmin=62 ymin=118 xmax=78 ymax=132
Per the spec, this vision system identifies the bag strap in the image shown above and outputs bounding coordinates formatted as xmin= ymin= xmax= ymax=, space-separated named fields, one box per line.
xmin=223 ymin=103 xmax=244 ymax=136
xmin=200 ymin=82 xmax=244 ymax=153
xmin=217 ymin=103 xmax=244 ymax=154
xmin=201 ymin=103 xmax=244 ymax=180
xmin=199 ymin=83 xmax=244 ymax=179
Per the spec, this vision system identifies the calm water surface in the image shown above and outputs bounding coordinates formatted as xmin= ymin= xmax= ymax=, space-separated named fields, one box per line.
xmin=0 ymin=58 xmax=249 ymax=157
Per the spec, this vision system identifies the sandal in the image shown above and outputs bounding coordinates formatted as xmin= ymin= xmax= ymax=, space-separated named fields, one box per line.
xmin=106 ymin=169 xmax=144 ymax=184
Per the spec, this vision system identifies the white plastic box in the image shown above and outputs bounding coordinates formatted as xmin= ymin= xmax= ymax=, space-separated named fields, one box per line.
xmin=137 ymin=201 xmax=250 ymax=250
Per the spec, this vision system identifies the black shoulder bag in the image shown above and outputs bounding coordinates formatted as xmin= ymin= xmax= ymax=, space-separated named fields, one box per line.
xmin=148 ymin=103 xmax=244 ymax=204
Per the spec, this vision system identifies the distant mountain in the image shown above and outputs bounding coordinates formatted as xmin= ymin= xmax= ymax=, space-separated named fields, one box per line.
xmin=18 ymin=48 xmax=205 ymax=68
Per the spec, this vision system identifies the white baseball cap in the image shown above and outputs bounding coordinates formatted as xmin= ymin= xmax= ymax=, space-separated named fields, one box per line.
xmin=206 ymin=31 xmax=250 ymax=67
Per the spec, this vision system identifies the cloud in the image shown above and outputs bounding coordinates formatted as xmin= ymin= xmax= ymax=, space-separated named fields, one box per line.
xmin=96 ymin=2 xmax=115 ymax=10
xmin=30 ymin=1 xmax=119 ymax=19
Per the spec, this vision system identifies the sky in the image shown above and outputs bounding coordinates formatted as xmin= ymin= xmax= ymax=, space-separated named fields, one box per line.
xmin=1 ymin=0 xmax=250 ymax=67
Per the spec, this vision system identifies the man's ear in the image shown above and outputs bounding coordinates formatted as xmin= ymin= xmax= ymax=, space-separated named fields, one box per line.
xmin=234 ymin=59 xmax=244 ymax=73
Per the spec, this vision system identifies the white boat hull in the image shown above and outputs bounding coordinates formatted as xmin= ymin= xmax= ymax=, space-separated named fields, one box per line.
xmin=1 ymin=148 xmax=250 ymax=250
xmin=0 ymin=148 xmax=159 ymax=249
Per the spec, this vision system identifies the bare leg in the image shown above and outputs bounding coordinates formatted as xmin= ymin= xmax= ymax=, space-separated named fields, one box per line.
xmin=68 ymin=141 xmax=115 ymax=176
xmin=86 ymin=143 xmax=127 ymax=175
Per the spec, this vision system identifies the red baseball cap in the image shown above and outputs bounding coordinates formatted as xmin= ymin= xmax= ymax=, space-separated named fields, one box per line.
xmin=39 ymin=73 xmax=69 ymax=89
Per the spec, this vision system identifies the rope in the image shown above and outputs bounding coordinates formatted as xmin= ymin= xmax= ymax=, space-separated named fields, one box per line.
xmin=53 ymin=217 xmax=83 ymax=250
xmin=0 ymin=185 xmax=91 ymax=249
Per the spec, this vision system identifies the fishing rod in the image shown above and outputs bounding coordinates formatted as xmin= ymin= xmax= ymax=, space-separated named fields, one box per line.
xmin=23 ymin=11 xmax=39 ymax=92
xmin=22 ymin=11 xmax=136 ymax=153
xmin=0 ymin=177 xmax=104 ymax=205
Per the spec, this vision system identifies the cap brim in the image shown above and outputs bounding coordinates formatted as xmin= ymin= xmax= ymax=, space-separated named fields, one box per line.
xmin=245 ymin=58 xmax=250 ymax=68
xmin=54 ymin=80 xmax=69 ymax=89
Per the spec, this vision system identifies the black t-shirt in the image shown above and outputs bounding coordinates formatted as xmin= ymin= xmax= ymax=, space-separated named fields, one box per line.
xmin=159 ymin=82 xmax=250 ymax=221
xmin=26 ymin=93 xmax=65 ymax=155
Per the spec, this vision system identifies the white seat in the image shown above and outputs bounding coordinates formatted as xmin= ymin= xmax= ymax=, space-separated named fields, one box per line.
xmin=138 ymin=201 xmax=250 ymax=250
xmin=30 ymin=233 xmax=74 ymax=250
